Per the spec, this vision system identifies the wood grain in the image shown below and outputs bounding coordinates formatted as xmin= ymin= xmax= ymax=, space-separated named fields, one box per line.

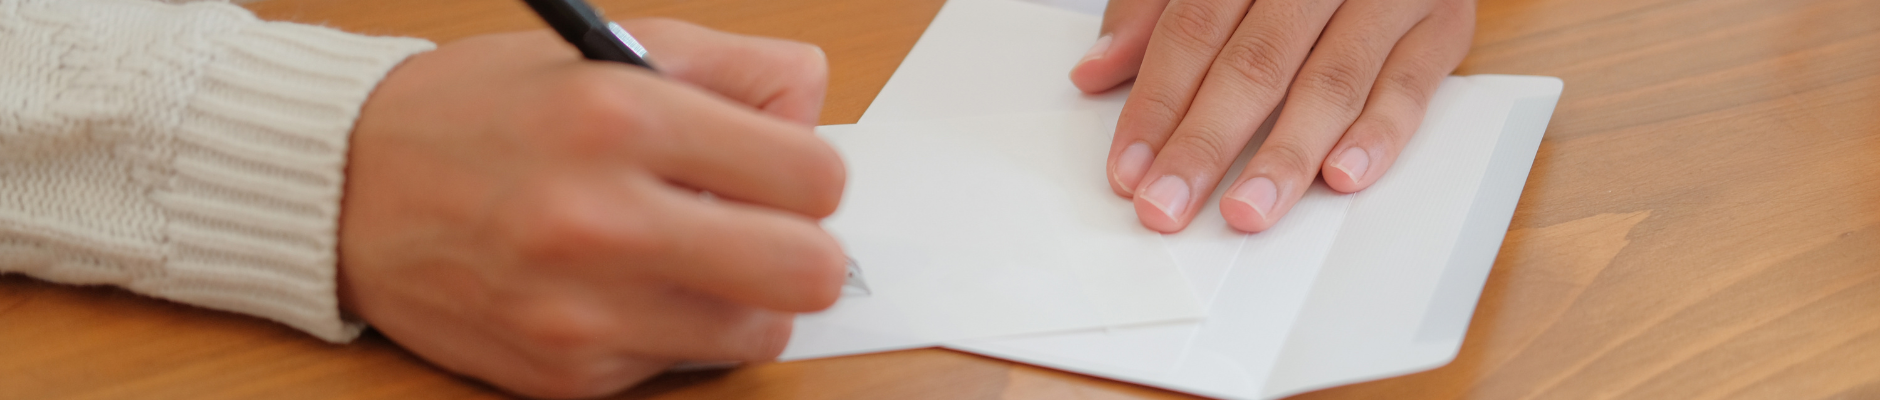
xmin=2 ymin=0 xmax=1876 ymax=398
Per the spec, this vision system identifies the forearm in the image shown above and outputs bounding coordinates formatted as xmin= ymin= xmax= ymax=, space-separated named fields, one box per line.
xmin=0 ymin=0 xmax=432 ymax=342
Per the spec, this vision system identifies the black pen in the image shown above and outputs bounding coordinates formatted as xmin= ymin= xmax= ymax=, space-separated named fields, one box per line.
xmin=522 ymin=0 xmax=657 ymax=70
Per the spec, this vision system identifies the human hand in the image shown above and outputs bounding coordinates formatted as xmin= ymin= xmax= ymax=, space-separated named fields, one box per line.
xmin=1072 ymin=0 xmax=1474 ymax=232
xmin=335 ymin=19 xmax=843 ymax=398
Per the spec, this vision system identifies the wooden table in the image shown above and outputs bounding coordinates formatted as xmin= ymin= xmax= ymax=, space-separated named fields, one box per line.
xmin=4 ymin=0 xmax=1876 ymax=398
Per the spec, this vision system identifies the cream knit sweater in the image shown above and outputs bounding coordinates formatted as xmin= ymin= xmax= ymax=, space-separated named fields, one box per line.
xmin=0 ymin=0 xmax=435 ymax=342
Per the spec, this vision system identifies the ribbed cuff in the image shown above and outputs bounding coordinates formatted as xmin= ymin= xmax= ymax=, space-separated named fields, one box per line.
xmin=129 ymin=20 xmax=434 ymax=343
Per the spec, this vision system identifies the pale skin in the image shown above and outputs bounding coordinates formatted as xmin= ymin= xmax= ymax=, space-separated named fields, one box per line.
xmin=336 ymin=19 xmax=845 ymax=399
xmin=1075 ymin=0 xmax=1476 ymax=233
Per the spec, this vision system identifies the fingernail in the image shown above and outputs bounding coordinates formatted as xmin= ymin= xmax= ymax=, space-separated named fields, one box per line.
xmin=1114 ymin=142 xmax=1154 ymax=193
xmin=1141 ymin=175 xmax=1191 ymax=220
xmin=1079 ymin=34 xmax=1113 ymax=65
xmin=1227 ymin=177 xmax=1278 ymax=219
xmin=1331 ymin=147 xmax=1371 ymax=183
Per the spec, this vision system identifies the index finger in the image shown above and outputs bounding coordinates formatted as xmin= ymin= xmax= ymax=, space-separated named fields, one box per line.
xmin=621 ymin=18 xmax=829 ymax=126
xmin=1069 ymin=0 xmax=1172 ymax=93
xmin=1107 ymin=0 xmax=1252 ymax=197
xmin=549 ymin=64 xmax=846 ymax=218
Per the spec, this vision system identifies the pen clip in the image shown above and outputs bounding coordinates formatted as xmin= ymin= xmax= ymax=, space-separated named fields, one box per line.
xmin=605 ymin=22 xmax=650 ymax=60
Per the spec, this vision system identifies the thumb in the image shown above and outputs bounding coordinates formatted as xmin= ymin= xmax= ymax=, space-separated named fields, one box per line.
xmin=1070 ymin=0 xmax=1172 ymax=93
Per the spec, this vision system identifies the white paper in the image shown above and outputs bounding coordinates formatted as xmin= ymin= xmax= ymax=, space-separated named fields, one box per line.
xmin=859 ymin=0 xmax=1125 ymax=125
xmin=781 ymin=112 xmax=1207 ymax=360
xmin=1256 ymin=76 xmax=1562 ymax=397
xmin=1012 ymin=0 xmax=1106 ymax=15
xmin=869 ymin=0 xmax=1260 ymax=310
xmin=859 ymin=0 xmax=1564 ymax=398
xmin=870 ymin=0 xmax=1258 ymax=306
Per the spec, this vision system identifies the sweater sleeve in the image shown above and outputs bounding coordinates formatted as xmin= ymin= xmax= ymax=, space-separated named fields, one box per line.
xmin=0 ymin=0 xmax=435 ymax=342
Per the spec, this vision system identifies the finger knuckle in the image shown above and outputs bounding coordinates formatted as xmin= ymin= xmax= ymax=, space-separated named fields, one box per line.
xmin=1123 ymin=84 xmax=1198 ymax=134
xmin=1157 ymin=1 xmax=1231 ymax=52
xmin=1257 ymin=136 xmax=1325 ymax=177
xmin=1294 ymin=59 xmax=1372 ymax=116
xmin=1215 ymin=32 xmax=1296 ymax=91
xmin=506 ymin=199 xmax=576 ymax=264
xmin=502 ymin=302 xmax=612 ymax=357
xmin=556 ymin=75 xmax=652 ymax=149
xmin=1266 ymin=0 xmax=1313 ymax=21
xmin=1375 ymin=65 xmax=1436 ymax=109
xmin=1349 ymin=114 xmax=1412 ymax=150
xmin=512 ymin=191 xmax=664 ymax=264
xmin=1374 ymin=58 xmax=1425 ymax=92
xmin=1163 ymin=124 xmax=1244 ymax=166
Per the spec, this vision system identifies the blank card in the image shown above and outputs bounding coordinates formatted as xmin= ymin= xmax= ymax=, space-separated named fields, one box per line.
xmin=781 ymin=112 xmax=1206 ymax=360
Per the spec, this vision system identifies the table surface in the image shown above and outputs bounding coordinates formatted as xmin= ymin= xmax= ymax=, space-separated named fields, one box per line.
xmin=4 ymin=0 xmax=1877 ymax=399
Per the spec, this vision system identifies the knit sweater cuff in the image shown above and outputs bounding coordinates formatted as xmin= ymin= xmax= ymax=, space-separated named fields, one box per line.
xmin=134 ymin=21 xmax=434 ymax=343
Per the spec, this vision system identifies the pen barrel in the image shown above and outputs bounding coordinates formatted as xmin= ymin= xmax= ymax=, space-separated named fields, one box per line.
xmin=522 ymin=0 xmax=656 ymax=69
xmin=580 ymin=28 xmax=653 ymax=67
xmin=522 ymin=0 xmax=607 ymax=46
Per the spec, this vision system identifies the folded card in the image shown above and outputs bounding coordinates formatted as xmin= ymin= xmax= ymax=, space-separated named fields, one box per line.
xmin=781 ymin=112 xmax=1207 ymax=360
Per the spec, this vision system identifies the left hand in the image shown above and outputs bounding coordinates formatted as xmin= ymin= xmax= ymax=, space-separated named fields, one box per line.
xmin=1071 ymin=0 xmax=1475 ymax=232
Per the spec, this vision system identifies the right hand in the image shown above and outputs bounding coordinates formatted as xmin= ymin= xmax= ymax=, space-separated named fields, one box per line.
xmin=335 ymin=19 xmax=845 ymax=398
